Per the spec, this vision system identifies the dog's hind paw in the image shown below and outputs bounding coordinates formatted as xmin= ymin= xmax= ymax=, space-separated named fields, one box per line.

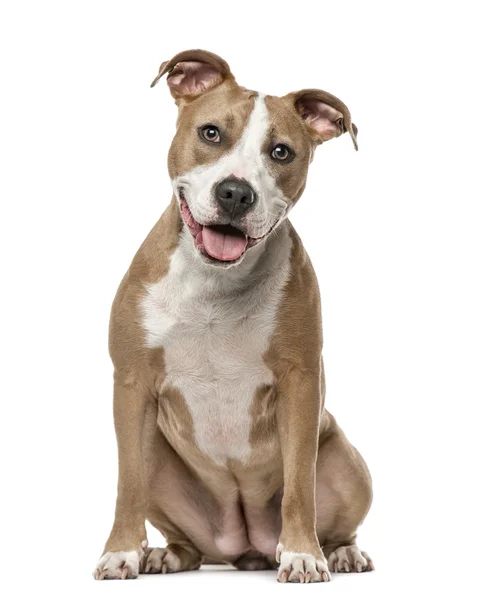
xmin=142 ymin=546 xmax=202 ymax=574
xmin=327 ymin=545 xmax=374 ymax=573
xmin=143 ymin=547 xmax=181 ymax=574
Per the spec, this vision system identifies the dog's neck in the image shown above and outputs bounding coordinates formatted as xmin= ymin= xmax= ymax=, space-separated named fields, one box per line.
xmin=170 ymin=200 xmax=292 ymax=295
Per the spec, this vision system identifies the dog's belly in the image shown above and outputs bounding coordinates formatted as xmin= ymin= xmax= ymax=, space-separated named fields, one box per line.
xmin=148 ymin=437 xmax=282 ymax=559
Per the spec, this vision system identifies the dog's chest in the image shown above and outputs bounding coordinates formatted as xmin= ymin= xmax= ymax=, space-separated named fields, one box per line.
xmin=141 ymin=237 xmax=291 ymax=465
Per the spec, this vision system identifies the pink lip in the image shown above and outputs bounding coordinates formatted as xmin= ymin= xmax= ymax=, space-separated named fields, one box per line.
xmin=180 ymin=197 xmax=203 ymax=237
xmin=179 ymin=193 xmax=270 ymax=262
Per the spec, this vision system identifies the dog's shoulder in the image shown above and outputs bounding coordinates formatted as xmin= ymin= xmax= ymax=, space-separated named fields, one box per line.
xmin=108 ymin=200 xmax=181 ymax=374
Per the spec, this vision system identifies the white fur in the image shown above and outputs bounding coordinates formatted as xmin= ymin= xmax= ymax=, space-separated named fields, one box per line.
xmin=94 ymin=539 xmax=147 ymax=579
xmin=141 ymin=224 xmax=292 ymax=465
xmin=94 ymin=550 xmax=140 ymax=579
xmin=172 ymin=94 xmax=289 ymax=238
xmin=276 ymin=544 xmax=331 ymax=583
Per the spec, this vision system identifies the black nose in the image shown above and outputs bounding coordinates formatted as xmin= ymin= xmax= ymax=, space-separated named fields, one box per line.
xmin=215 ymin=177 xmax=257 ymax=218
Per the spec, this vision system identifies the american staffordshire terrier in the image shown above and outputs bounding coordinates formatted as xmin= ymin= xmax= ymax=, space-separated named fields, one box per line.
xmin=94 ymin=49 xmax=373 ymax=584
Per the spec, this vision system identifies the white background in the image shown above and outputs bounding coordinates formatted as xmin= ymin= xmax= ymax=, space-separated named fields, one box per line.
xmin=1 ymin=1 xmax=478 ymax=598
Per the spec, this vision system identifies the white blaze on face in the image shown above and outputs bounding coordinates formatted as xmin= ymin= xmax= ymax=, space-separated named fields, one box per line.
xmin=173 ymin=94 xmax=289 ymax=238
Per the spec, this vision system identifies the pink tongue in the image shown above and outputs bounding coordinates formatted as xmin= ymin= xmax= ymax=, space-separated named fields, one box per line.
xmin=202 ymin=226 xmax=248 ymax=261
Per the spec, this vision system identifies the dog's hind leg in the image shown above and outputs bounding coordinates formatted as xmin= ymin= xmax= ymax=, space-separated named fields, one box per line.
xmin=142 ymin=419 xmax=224 ymax=572
xmin=315 ymin=412 xmax=374 ymax=573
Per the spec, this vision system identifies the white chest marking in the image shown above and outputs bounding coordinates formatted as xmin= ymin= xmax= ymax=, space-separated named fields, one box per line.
xmin=141 ymin=229 xmax=292 ymax=465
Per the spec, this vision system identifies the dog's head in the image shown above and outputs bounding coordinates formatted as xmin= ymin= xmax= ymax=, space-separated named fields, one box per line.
xmin=151 ymin=49 xmax=357 ymax=267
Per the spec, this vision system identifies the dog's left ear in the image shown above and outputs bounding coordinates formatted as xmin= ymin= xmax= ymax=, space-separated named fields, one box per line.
xmin=150 ymin=49 xmax=234 ymax=100
xmin=285 ymin=89 xmax=358 ymax=151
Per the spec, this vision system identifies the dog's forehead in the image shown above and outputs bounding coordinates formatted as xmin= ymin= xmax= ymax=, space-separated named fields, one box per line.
xmin=179 ymin=85 xmax=257 ymax=129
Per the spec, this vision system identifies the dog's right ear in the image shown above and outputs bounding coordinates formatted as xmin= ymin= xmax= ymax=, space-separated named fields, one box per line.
xmin=150 ymin=49 xmax=234 ymax=100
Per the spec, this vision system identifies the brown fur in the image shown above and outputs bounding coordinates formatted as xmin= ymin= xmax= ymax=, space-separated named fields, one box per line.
xmin=94 ymin=50 xmax=372 ymax=583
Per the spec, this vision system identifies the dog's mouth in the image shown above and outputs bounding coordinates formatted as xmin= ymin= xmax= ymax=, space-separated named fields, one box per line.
xmin=179 ymin=193 xmax=270 ymax=264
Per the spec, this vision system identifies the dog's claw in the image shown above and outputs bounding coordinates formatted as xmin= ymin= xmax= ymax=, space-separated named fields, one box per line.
xmin=278 ymin=570 xmax=288 ymax=583
xmin=363 ymin=551 xmax=375 ymax=571
xmin=275 ymin=543 xmax=283 ymax=563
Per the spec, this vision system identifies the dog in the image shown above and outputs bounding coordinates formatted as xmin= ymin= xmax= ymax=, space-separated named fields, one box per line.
xmin=94 ymin=49 xmax=373 ymax=583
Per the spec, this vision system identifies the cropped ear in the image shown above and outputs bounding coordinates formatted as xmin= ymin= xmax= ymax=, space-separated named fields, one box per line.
xmin=286 ymin=89 xmax=358 ymax=150
xmin=150 ymin=49 xmax=234 ymax=100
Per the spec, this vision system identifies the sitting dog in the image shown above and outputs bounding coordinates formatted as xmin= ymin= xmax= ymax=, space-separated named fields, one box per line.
xmin=94 ymin=49 xmax=373 ymax=584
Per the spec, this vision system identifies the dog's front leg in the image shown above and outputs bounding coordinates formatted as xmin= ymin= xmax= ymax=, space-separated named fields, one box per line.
xmin=94 ymin=375 xmax=151 ymax=580
xmin=275 ymin=368 xmax=329 ymax=583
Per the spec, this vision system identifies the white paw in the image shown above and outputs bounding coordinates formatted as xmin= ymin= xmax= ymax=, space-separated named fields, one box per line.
xmin=93 ymin=540 xmax=147 ymax=580
xmin=276 ymin=544 xmax=330 ymax=583
xmin=144 ymin=547 xmax=181 ymax=574
xmin=327 ymin=545 xmax=374 ymax=573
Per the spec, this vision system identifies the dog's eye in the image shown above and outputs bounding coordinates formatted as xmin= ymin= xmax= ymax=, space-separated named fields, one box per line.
xmin=271 ymin=144 xmax=292 ymax=162
xmin=200 ymin=125 xmax=221 ymax=143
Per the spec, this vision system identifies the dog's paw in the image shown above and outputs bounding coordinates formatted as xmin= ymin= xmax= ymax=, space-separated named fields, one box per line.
xmin=93 ymin=540 xmax=147 ymax=580
xmin=327 ymin=545 xmax=374 ymax=573
xmin=94 ymin=551 xmax=140 ymax=580
xmin=143 ymin=547 xmax=181 ymax=574
xmin=276 ymin=544 xmax=330 ymax=583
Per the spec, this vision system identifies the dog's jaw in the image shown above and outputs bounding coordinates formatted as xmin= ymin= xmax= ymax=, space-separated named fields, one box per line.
xmin=179 ymin=191 xmax=277 ymax=268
